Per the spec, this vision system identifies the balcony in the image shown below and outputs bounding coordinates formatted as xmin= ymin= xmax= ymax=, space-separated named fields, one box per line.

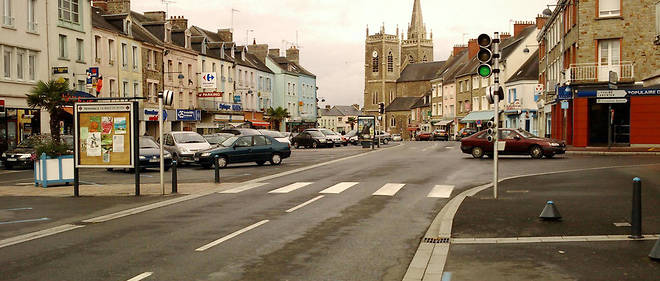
xmin=568 ymin=62 xmax=634 ymax=83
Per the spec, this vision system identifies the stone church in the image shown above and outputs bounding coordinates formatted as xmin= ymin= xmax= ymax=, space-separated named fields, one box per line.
xmin=363 ymin=0 xmax=434 ymax=116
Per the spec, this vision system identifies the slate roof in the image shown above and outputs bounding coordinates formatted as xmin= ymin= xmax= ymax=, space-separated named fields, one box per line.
xmin=500 ymin=25 xmax=536 ymax=61
xmin=434 ymin=50 xmax=469 ymax=83
xmin=245 ymin=53 xmax=274 ymax=74
xmin=411 ymin=91 xmax=432 ymax=109
xmin=385 ymin=97 xmax=421 ymax=112
xmin=92 ymin=8 xmax=122 ymax=33
xmin=397 ymin=61 xmax=447 ymax=82
xmin=455 ymin=55 xmax=480 ymax=78
xmin=506 ymin=53 xmax=539 ymax=83
xmin=333 ymin=105 xmax=361 ymax=116
xmin=319 ymin=107 xmax=344 ymax=116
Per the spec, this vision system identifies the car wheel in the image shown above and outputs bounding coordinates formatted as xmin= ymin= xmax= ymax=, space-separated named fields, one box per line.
xmin=214 ymin=156 xmax=228 ymax=169
xmin=269 ymin=154 xmax=282 ymax=165
xmin=471 ymin=147 xmax=484 ymax=159
xmin=382 ymin=139 xmax=389 ymax=144
xmin=312 ymin=142 xmax=318 ymax=149
xmin=529 ymin=145 xmax=544 ymax=159
xmin=256 ymin=161 xmax=265 ymax=166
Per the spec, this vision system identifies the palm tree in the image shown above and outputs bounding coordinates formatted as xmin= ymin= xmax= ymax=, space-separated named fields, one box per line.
xmin=266 ymin=106 xmax=290 ymax=131
xmin=26 ymin=79 xmax=70 ymax=142
xmin=346 ymin=117 xmax=357 ymax=130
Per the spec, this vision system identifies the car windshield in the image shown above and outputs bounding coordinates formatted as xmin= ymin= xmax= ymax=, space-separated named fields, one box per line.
xmin=320 ymin=129 xmax=336 ymax=135
xmin=140 ymin=137 xmax=159 ymax=149
xmin=308 ymin=131 xmax=325 ymax=137
xmin=345 ymin=130 xmax=357 ymax=137
xmin=173 ymin=133 xmax=206 ymax=143
xmin=220 ymin=136 xmax=240 ymax=147
xmin=204 ymin=135 xmax=231 ymax=145
xmin=260 ymin=130 xmax=285 ymax=138
xmin=237 ymin=128 xmax=261 ymax=135
xmin=517 ymin=129 xmax=538 ymax=138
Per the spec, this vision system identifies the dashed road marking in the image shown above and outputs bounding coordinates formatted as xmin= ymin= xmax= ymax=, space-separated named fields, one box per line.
xmin=195 ymin=220 xmax=269 ymax=251
xmin=286 ymin=195 xmax=325 ymax=213
xmin=319 ymin=182 xmax=359 ymax=194
xmin=427 ymin=185 xmax=455 ymax=198
xmin=0 ymin=217 xmax=50 ymax=225
xmin=126 ymin=272 xmax=153 ymax=281
xmin=0 ymin=224 xmax=85 ymax=249
xmin=268 ymin=182 xmax=313 ymax=194
xmin=218 ymin=182 xmax=268 ymax=194
xmin=372 ymin=183 xmax=406 ymax=196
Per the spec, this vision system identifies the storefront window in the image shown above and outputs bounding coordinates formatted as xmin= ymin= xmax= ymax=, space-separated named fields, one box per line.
xmin=0 ymin=108 xmax=41 ymax=154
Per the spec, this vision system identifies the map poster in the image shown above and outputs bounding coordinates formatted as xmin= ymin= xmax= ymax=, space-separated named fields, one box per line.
xmin=75 ymin=102 xmax=134 ymax=168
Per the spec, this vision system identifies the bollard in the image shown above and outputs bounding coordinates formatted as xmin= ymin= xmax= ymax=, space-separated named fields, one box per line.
xmin=171 ymin=160 xmax=178 ymax=194
xmin=214 ymin=155 xmax=220 ymax=183
xmin=630 ymin=177 xmax=643 ymax=239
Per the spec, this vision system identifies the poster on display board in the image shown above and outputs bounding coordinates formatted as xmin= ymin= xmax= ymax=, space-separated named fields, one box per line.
xmin=357 ymin=115 xmax=376 ymax=140
xmin=74 ymin=102 xmax=134 ymax=168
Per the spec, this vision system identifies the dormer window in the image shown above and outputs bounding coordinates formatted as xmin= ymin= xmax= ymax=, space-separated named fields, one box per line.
xmin=124 ymin=20 xmax=132 ymax=36
xmin=201 ymin=40 xmax=207 ymax=54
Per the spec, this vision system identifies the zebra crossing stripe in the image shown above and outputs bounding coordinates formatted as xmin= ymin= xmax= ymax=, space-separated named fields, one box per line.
xmin=319 ymin=182 xmax=359 ymax=194
xmin=219 ymin=183 xmax=268 ymax=194
xmin=427 ymin=185 xmax=455 ymax=198
xmin=269 ymin=182 xmax=314 ymax=194
xmin=372 ymin=183 xmax=406 ymax=196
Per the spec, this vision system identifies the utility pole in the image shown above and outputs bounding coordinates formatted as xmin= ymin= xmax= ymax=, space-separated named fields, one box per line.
xmin=477 ymin=32 xmax=501 ymax=199
xmin=492 ymin=32 xmax=501 ymax=199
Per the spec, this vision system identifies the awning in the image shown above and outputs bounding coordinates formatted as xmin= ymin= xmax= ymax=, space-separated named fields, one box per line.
xmin=248 ymin=120 xmax=270 ymax=127
xmin=460 ymin=111 xmax=495 ymax=123
xmin=407 ymin=127 xmax=419 ymax=131
xmin=432 ymin=120 xmax=454 ymax=126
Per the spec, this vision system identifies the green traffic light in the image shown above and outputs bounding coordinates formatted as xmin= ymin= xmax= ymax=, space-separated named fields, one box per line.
xmin=478 ymin=65 xmax=492 ymax=78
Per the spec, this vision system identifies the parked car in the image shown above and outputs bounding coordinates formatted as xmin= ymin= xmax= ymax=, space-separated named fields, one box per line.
xmin=460 ymin=128 xmax=566 ymax=159
xmin=161 ymin=131 xmax=212 ymax=165
xmin=195 ymin=135 xmax=291 ymax=168
xmin=314 ymin=129 xmax=343 ymax=147
xmin=219 ymin=128 xmax=262 ymax=136
xmin=258 ymin=129 xmax=291 ymax=146
xmin=291 ymin=130 xmax=334 ymax=148
xmin=343 ymin=130 xmax=359 ymax=145
xmin=137 ymin=137 xmax=173 ymax=170
xmin=432 ymin=129 xmax=449 ymax=141
xmin=1 ymin=135 xmax=73 ymax=169
xmin=415 ymin=132 xmax=433 ymax=141
xmin=392 ymin=134 xmax=402 ymax=142
xmin=456 ymin=128 xmax=477 ymax=141
xmin=203 ymin=133 xmax=234 ymax=147
xmin=375 ymin=130 xmax=392 ymax=144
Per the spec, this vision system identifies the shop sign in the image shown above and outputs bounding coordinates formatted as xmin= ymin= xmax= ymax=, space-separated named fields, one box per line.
xmin=626 ymin=89 xmax=660 ymax=96
xmin=89 ymin=67 xmax=100 ymax=78
xmin=597 ymin=90 xmax=627 ymax=98
xmin=214 ymin=114 xmax=244 ymax=122
xmin=52 ymin=67 xmax=68 ymax=74
xmin=505 ymin=100 xmax=522 ymax=112
xmin=175 ymin=109 xmax=201 ymax=121
xmin=557 ymin=86 xmax=572 ymax=100
xmin=218 ymin=103 xmax=242 ymax=112
xmin=200 ymin=72 xmax=217 ymax=88
xmin=197 ymin=91 xmax=223 ymax=98
xmin=597 ymin=99 xmax=627 ymax=104
xmin=144 ymin=108 xmax=167 ymax=121
xmin=234 ymin=95 xmax=241 ymax=103
xmin=579 ymin=88 xmax=660 ymax=98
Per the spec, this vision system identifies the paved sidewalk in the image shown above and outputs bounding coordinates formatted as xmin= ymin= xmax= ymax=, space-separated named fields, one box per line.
xmin=567 ymin=145 xmax=660 ymax=155
xmin=0 ymin=182 xmax=239 ymax=197
xmin=443 ymin=165 xmax=660 ymax=280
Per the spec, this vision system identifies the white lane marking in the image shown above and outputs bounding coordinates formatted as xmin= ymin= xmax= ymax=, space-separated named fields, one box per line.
xmin=195 ymin=220 xmax=269 ymax=252
xmin=372 ymin=183 xmax=406 ymax=196
xmin=286 ymin=195 xmax=325 ymax=213
xmin=126 ymin=272 xmax=153 ymax=281
xmin=319 ymin=182 xmax=359 ymax=194
xmin=0 ymin=224 xmax=85 ymax=249
xmin=0 ymin=170 xmax=27 ymax=175
xmin=445 ymin=146 xmax=453 ymax=149
xmin=427 ymin=185 xmax=455 ymax=198
xmin=83 ymin=193 xmax=211 ymax=223
xmin=3 ymin=207 xmax=33 ymax=211
xmin=15 ymin=183 xmax=34 ymax=186
xmin=0 ymin=217 xmax=50 ymax=225
xmin=218 ymin=182 xmax=268 ymax=194
xmin=268 ymin=182 xmax=313 ymax=194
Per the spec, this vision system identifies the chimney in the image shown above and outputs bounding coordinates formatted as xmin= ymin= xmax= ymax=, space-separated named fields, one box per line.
xmin=467 ymin=39 xmax=479 ymax=59
xmin=500 ymin=32 xmax=512 ymax=41
xmin=143 ymin=11 xmax=166 ymax=22
xmin=106 ymin=0 xmax=130 ymax=14
xmin=536 ymin=15 xmax=548 ymax=30
xmin=248 ymin=42 xmax=269 ymax=62
xmin=92 ymin=0 xmax=108 ymax=12
xmin=269 ymin=48 xmax=281 ymax=57
xmin=168 ymin=16 xmax=188 ymax=32
xmin=217 ymin=28 xmax=233 ymax=42
xmin=513 ymin=21 xmax=535 ymax=37
xmin=286 ymin=46 xmax=300 ymax=64
xmin=452 ymin=44 xmax=467 ymax=56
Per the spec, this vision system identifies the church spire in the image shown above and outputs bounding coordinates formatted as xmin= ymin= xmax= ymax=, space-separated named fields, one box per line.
xmin=408 ymin=0 xmax=425 ymax=40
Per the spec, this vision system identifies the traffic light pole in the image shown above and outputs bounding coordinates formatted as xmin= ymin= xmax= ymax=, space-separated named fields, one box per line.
xmin=492 ymin=32 xmax=501 ymax=199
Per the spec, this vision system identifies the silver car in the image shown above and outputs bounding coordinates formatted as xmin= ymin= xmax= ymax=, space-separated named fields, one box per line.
xmin=318 ymin=129 xmax=343 ymax=147
xmin=161 ymin=131 xmax=212 ymax=165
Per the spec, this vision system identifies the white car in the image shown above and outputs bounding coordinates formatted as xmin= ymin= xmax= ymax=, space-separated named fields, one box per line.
xmin=392 ymin=134 xmax=402 ymax=141
xmin=258 ymin=129 xmax=291 ymax=146
xmin=161 ymin=131 xmax=212 ymax=165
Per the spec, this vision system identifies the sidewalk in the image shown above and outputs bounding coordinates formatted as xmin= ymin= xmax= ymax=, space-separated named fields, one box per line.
xmin=0 ymin=181 xmax=242 ymax=197
xmin=443 ymin=165 xmax=660 ymax=280
xmin=567 ymin=145 xmax=660 ymax=155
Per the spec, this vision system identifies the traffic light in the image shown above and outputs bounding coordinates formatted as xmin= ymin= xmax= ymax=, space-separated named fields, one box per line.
xmin=477 ymin=34 xmax=493 ymax=78
xmin=485 ymin=121 xmax=496 ymax=143
xmin=378 ymin=102 xmax=385 ymax=114
xmin=486 ymin=85 xmax=505 ymax=104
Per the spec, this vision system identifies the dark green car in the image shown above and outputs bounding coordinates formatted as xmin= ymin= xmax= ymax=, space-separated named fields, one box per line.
xmin=194 ymin=135 xmax=291 ymax=168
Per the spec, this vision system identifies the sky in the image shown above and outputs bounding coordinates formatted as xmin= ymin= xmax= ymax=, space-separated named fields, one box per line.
xmin=132 ymin=0 xmax=557 ymax=107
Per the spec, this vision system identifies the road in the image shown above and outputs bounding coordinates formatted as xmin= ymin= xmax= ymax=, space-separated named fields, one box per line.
xmin=1 ymin=141 xmax=660 ymax=281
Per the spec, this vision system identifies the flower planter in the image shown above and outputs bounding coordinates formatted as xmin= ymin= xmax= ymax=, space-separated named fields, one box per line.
xmin=34 ymin=153 xmax=74 ymax=188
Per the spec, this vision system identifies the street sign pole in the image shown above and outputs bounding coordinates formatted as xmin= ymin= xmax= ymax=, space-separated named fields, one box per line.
xmin=159 ymin=93 xmax=165 ymax=196
xmin=134 ymin=101 xmax=140 ymax=196
xmin=493 ymin=32 xmax=500 ymax=199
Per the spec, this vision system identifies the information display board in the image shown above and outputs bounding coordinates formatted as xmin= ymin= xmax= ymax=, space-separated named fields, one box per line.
xmin=74 ymin=102 xmax=134 ymax=168
xmin=357 ymin=115 xmax=376 ymax=140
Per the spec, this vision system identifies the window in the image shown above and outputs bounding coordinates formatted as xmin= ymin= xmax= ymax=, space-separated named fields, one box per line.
xmin=76 ymin=39 xmax=84 ymax=62
xmin=472 ymin=76 xmax=479 ymax=90
xmin=168 ymin=60 xmax=173 ymax=81
xmin=212 ymin=62 xmax=216 ymax=72
xmin=3 ymin=0 xmax=13 ymax=26
xmin=239 ymin=69 xmax=242 ymax=85
xmin=77 ymin=80 xmax=84 ymax=91
xmin=108 ymin=39 xmax=115 ymax=63
xmin=109 ymin=79 xmax=116 ymax=96
xmin=28 ymin=54 xmax=35 ymax=80
xmin=481 ymin=96 xmax=487 ymax=111
xmin=390 ymin=117 xmax=396 ymax=127
xmin=133 ymin=82 xmax=140 ymax=97
xmin=481 ymin=77 xmax=488 ymax=88
xmin=27 ymin=0 xmax=36 ymax=31
xmin=598 ymin=39 xmax=620 ymax=66
xmin=177 ymin=92 xmax=183 ymax=108
xmin=253 ymin=136 xmax=267 ymax=146
xmin=59 ymin=34 xmax=67 ymax=58
xmin=121 ymin=43 xmax=127 ymax=67
xmin=122 ymin=81 xmax=129 ymax=97
xmin=473 ymin=97 xmax=479 ymax=111
xmin=132 ymin=46 xmax=138 ymax=70
xmin=3 ymin=48 xmax=10 ymax=78
xmin=15 ymin=51 xmax=22 ymax=79
xmin=459 ymin=81 xmax=464 ymax=92
xmin=373 ymin=91 xmax=378 ymax=104
xmin=389 ymin=90 xmax=393 ymax=103
xmin=599 ymin=0 xmax=620 ymax=17
xmin=58 ymin=0 xmax=80 ymax=24
xmin=188 ymin=92 xmax=193 ymax=107
xmin=188 ymin=64 xmax=192 ymax=83
xmin=422 ymin=55 xmax=427 ymax=62
xmin=146 ymin=49 xmax=152 ymax=68
xmin=387 ymin=52 xmax=393 ymax=72
xmin=94 ymin=36 xmax=100 ymax=62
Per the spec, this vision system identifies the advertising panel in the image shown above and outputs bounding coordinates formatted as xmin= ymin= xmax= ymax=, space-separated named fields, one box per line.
xmin=74 ymin=102 xmax=134 ymax=168
xmin=357 ymin=115 xmax=376 ymax=140
xmin=200 ymin=72 xmax=217 ymax=88
xmin=176 ymin=109 xmax=201 ymax=121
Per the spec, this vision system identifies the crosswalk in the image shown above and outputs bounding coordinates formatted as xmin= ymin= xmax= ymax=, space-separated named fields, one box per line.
xmin=220 ymin=181 xmax=455 ymax=198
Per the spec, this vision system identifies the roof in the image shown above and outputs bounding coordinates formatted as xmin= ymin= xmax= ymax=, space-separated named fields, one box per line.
xmin=501 ymin=25 xmax=536 ymax=61
xmin=385 ymin=97 xmax=421 ymax=112
xmin=460 ymin=111 xmax=495 ymax=123
xmin=455 ymin=56 xmax=480 ymax=78
xmin=397 ymin=61 xmax=447 ymax=82
xmin=411 ymin=91 xmax=432 ymax=108
xmin=319 ymin=107 xmax=344 ymax=116
xmin=131 ymin=22 xmax=162 ymax=46
xmin=507 ymin=53 xmax=539 ymax=83
xmin=245 ymin=53 xmax=274 ymax=74
xmin=92 ymin=8 xmax=123 ymax=33
xmin=191 ymin=26 xmax=223 ymax=42
xmin=435 ymin=50 xmax=469 ymax=83
xmin=333 ymin=105 xmax=361 ymax=116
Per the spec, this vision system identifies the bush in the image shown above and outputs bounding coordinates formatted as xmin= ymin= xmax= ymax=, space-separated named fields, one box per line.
xmin=34 ymin=136 xmax=71 ymax=158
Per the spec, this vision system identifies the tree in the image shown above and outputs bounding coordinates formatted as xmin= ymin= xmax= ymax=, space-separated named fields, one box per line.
xmin=266 ymin=107 xmax=290 ymax=131
xmin=26 ymin=80 xmax=70 ymax=143
xmin=346 ymin=117 xmax=357 ymax=130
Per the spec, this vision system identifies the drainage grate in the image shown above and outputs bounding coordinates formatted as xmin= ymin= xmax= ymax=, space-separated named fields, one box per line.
xmin=422 ymin=237 xmax=450 ymax=244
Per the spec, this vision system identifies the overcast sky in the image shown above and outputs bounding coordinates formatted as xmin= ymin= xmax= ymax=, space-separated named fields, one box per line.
xmin=132 ymin=0 xmax=556 ymax=106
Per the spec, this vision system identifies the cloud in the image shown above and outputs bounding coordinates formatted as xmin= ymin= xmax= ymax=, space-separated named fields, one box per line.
xmin=131 ymin=0 xmax=556 ymax=106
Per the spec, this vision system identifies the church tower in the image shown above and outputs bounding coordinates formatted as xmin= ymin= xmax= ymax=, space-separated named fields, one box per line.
xmin=401 ymin=0 xmax=433 ymax=67
xmin=363 ymin=24 xmax=401 ymax=115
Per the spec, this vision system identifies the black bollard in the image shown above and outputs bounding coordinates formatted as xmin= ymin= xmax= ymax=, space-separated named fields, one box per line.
xmin=630 ymin=177 xmax=643 ymax=239
xmin=214 ymin=155 xmax=220 ymax=183
xmin=171 ymin=160 xmax=178 ymax=194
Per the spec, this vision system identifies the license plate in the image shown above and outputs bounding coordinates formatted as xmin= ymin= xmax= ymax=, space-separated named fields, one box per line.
xmin=149 ymin=159 xmax=159 ymax=163
xmin=6 ymin=158 xmax=17 ymax=161
xmin=194 ymin=157 xmax=199 ymax=161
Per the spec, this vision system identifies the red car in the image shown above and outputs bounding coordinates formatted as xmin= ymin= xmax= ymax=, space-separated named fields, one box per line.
xmin=460 ymin=128 xmax=566 ymax=159
xmin=415 ymin=132 xmax=433 ymax=141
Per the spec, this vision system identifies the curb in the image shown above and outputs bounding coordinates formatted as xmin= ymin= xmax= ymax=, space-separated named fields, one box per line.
xmin=567 ymin=151 xmax=660 ymax=156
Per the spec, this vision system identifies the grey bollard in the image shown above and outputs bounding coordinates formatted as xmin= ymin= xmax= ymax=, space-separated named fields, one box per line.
xmin=171 ymin=160 xmax=178 ymax=193
xmin=630 ymin=177 xmax=643 ymax=239
xmin=214 ymin=155 xmax=220 ymax=183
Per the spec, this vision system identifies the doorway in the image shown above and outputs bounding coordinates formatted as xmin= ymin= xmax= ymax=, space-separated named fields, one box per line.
xmin=588 ymin=99 xmax=630 ymax=146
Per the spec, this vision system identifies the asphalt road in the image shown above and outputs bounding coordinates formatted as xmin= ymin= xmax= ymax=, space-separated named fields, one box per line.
xmin=2 ymin=141 xmax=660 ymax=281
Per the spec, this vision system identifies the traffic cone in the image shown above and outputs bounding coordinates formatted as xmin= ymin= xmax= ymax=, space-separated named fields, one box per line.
xmin=650 ymin=236 xmax=660 ymax=260
xmin=539 ymin=201 xmax=562 ymax=221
